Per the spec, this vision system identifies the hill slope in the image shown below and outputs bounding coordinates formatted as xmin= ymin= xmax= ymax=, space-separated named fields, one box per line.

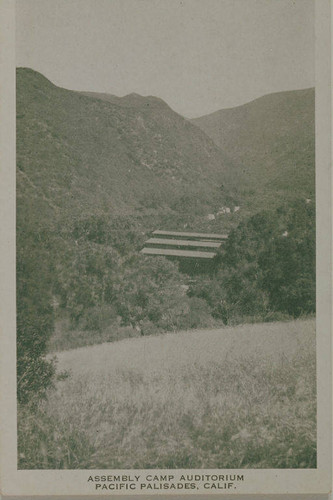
xmin=19 ymin=319 xmax=316 ymax=469
xmin=192 ymin=88 xmax=315 ymax=210
xmin=17 ymin=68 xmax=235 ymax=222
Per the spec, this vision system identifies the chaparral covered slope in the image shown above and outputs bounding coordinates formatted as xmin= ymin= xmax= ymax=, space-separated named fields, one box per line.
xmin=192 ymin=88 xmax=315 ymax=211
xmin=17 ymin=68 xmax=235 ymax=221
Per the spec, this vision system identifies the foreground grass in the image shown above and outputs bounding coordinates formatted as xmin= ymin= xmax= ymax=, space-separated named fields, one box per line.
xmin=18 ymin=319 xmax=316 ymax=469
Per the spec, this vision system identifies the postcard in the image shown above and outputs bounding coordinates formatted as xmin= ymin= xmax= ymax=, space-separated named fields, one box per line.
xmin=0 ymin=0 xmax=331 ymax=497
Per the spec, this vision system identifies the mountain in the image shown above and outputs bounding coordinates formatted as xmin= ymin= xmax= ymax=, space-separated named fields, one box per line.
xmin=16 ymin=69 xmax=316 ymax=360
xmin=17 ymin=68 xmax=235 ymax=225
xmin=18 ymin=69 xmax=314 ymax=227
xmin=80 ymin=90 xmax=168 ymax=110
xmin=191 ymin=89 xmax=315 ymax=210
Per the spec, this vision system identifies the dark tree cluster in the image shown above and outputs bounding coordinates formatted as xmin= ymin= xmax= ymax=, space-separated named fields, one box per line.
xmin=17 ymin=199 xmax=315 ymax=402
xmin=190 ymin=199 xmax=315 ymax=323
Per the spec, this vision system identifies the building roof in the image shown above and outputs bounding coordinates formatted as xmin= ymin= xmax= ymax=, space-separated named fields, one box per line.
xmin=152 ymin=230 xmax=228 ymax=241
xmin=145 ymin=237 xmax=221 ymax=249
xmin=140 ymin=247 xmax=216 ymax=259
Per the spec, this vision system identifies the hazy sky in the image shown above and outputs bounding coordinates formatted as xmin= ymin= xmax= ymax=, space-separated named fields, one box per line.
xmin=16 ymin=0 xmax=314 ymax=118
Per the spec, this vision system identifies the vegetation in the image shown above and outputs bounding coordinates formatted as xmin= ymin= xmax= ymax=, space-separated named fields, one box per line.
xmin=16 ymin=68 xmax=316 ymax=356
xmin=16 ymin=67 xmax=234 ymax=218
xmin=16 ymin=68 xmax=316 ymax=470
xmin=192 ymin=88 xmax=315 ymax=213
xmin=190 ymin=199 xmax=315 ymax=323
xmin=18 ymin=319 xmax=316 ymax=469
xmin=17 ymin=197 xmax=315 ymax=358
xmin=16 ymin=204 xmax=57 ymax=404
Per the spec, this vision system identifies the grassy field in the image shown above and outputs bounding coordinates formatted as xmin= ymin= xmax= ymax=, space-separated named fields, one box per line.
xmin=18 ymin=319 xmax=316 ymax=469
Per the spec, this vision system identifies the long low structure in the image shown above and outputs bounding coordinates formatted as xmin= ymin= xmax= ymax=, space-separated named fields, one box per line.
xmin=152 ymin=230 xmax=228 ymax=241
xmin=144 ymin=237 xmax=221 ymax=251
xmin=141 ymin=247 xmax=216 ymax=259
xmin=140 ymin=230 xmax=227 ymax=265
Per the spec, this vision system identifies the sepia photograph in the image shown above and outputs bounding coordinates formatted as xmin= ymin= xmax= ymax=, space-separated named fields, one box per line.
xmin=16 ymin=0 xmax=316 ymax=470
xmin=0 ymin=0 xmax=332 ymax=496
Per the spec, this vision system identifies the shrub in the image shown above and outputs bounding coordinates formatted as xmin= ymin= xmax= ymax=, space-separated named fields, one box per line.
xmin=16 ymin=208 xmax=57 ymax=403
xmin=78 ymin=304 xmax=118 ymax=331
xmin=190 ymin=200 xmax=315 ymax=324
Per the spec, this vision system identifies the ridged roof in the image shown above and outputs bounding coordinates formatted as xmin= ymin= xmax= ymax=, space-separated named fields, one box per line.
xmin=141 ymin=248 xmax=216 ymax=259
xmin=152 ymin=230 xmax=228 ymax=241
xmin=145 ymin=237 xmax=221 ymax=249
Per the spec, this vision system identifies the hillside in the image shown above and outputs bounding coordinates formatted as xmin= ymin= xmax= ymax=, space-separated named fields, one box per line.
xmin=16 ymin=70 xmax=316 ymax=372
xmin=17 ymin=68 xmax=235 ymax=223
xmin=17 ymin=70 xmax=315 ymax=225
xmin=19 ymin=319 xmax=316 ymax=469
xmin=17 ymin=72 xmax=317 ymax=454
xmin=192 ymin=88 xmax=315 ymax=211
xmin=16 ymin=67 xmax=240 ymax=370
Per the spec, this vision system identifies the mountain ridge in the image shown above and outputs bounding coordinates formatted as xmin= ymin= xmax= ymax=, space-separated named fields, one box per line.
xmin=16 ymin=67 xmax=236 ymax=228
xmin=80 ymin=90 xmax=172 ymax=111
xmin=17 ymin=68 xmax=315 ymax=228
xmin=191 ymin=87 xmax=315 ymax=210
xmin=192 ymin=87 xmax=314 ymax=118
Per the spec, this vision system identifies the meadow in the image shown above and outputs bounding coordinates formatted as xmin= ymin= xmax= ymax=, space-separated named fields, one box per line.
xmin=18 ymin=318 xmax=316 ymax=469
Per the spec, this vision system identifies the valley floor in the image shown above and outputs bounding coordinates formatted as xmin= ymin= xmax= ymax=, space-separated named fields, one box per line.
xmin=18 ymin=319 xmax=316 ymax=469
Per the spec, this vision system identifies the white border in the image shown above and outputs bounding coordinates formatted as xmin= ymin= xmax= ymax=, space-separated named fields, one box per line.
xmin=0 ymin=0 xmax=331 ymax=496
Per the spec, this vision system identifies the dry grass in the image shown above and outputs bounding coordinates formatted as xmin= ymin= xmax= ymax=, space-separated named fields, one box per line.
xmin=18 ymin=319 xmax=316 ymax=469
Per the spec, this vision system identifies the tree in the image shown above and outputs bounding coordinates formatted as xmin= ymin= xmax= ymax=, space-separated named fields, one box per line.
xmin=16 ymin=211 xmax=56 ymax=404
xmin=114 ymin=256 xmax=190 ymax=331
xmin=191 ymin=199 xmax=315 ymax=323
xmin=259 ymin=201 xmax=315 ymax=316
xmin=54 ymin=239 xmax=121 ymax=327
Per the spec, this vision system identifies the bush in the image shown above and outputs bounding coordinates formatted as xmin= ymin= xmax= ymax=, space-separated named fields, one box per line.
xmin=259 ymin=203 xmax=315 ymax=316
xmin=16 ymin=208 xmax=57 ymax=403
xmin=177 ymin=297 xmax=216 ymax=330
xmin=78 ymin=304 xmax=118 ymax=331
xmin=55 ymin=241 xmax=121 ymax=327
xmin=190 ymin=200 xmax=315 ymax=324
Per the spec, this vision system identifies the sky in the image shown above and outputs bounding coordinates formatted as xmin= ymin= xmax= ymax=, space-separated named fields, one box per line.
xmin=16 ymin=0 xmax=315 ymax=118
